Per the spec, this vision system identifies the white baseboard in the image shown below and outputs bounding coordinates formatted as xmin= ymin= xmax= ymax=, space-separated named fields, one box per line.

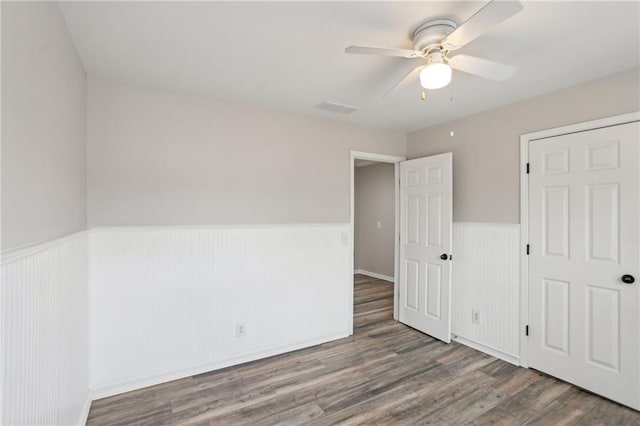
xmin=90 ymin=331 xmax=349 ymax=400
xmin=354 ymin=269 xmax=394 ymax=283
xmin=77 ymin=395 xmax=92 ymax=426
xmin=452 ymin=334 xmax=520 ymax=366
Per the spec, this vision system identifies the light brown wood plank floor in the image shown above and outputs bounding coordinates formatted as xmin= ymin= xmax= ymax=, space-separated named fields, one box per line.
xmin=87 ymin=274 xmax=640 ymax=425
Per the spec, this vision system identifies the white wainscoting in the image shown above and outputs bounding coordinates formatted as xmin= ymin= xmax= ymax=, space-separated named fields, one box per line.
xmin=451 ymin=222 xmax=520 ymax=364
xmin=1 ymin=232 xmax=90 ymax=426
xmin=0 ymin=222 xmax=521 ymax=420
xmin=89 ymin=224 xmax=351 ymax=398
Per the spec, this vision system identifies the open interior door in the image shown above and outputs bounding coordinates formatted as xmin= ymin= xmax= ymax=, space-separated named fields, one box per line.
xmin=399 ymin=153 xmax=453 ymax=342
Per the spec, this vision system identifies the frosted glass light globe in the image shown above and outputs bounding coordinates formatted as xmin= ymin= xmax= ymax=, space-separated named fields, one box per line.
xmin=420 ymin=62 xmax=452 ymax=90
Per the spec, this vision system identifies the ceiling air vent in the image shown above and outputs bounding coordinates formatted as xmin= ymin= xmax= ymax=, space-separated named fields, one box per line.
xmin=315 ymin=101 xmax=359 ymax=115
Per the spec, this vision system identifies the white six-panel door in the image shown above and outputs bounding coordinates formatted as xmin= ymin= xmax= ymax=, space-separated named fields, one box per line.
xmin=528 ymin=122 xmax=639 ymax=409
xmin=399 ymin=153 xmax=453 ymax=342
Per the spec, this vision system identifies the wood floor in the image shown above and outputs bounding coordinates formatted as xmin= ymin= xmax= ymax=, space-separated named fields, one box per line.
xmin=87 ymin=274 xmax=640 ymax=425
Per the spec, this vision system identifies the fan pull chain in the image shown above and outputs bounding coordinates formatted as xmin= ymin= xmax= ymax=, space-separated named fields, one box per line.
xmin=420 ymin=90 xmax=426 ymax=101
xmin=449 ymin=84 xmax=455 ymax=137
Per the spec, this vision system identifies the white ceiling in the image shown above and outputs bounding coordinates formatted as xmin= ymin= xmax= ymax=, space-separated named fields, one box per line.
xmin=59 ymin=1 xmax=640 ymax=132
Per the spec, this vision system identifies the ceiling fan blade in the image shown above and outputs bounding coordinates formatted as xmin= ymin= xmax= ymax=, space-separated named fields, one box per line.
xmin=345 ymin=45 xmax=422 ymax=59
xmin=384 ymin=65 xmax=425 ymax=97
xmin=442 ymin=0 xmax=522 ymax=51
xmin=448 ymin=55 xmax=516 ymax=81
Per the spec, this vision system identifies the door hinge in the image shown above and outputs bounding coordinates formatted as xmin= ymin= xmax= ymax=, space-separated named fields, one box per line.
xmin=526 ymin=163 xmax=530 ymax=174
xmin=525 ymin=325 xmax=529 ymax=336
xmin=526 ymin=244 xmax=530 ymax=255
xmin=449 ymin=254 xmax=452 ymax=261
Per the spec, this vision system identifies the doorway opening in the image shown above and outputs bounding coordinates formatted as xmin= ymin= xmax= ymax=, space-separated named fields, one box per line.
xmin=349 ymin=151 xmax=405 ymax=335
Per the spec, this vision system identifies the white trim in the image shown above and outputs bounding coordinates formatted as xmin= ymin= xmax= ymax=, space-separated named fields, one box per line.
xmin=89 ymin=331 xmax=348 ymax=400
xmin=91 ymin=223 xmax=348 ymax=233
xmin=1 ymin=230 xmax=89 ymax=265
xmin=519 ymin=111 xmax=640 ymax=369
xmin=0 ymin=3 xmax=3 ymax=424
xmin=452 ymin=335 xmax=519 ymax=366
xmin=2 ymin=223 xmax=350 ymax=262
xmin=394 ymin=162 xmax=401 ymax=321
xmin=524 ymin=111 xmax=640 ymax=142
xmin=350 ymin=151 xmax=405 ymax=331
xmin=519 ymin=136 xmax=530 ymax=367
xmin=454 ymin=222 xmax=520 ymax=229
xmin=354 ymin=269 xmax=394 ymax=283
xmin=76 ymin=396 xmax=92 ymax=426
xmin=350 ymin=151 xmax=406 ymax=164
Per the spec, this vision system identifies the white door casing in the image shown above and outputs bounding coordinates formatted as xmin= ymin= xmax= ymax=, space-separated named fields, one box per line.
xmin=399 ymin=153 xmax=453 ymax=342
xmin=349 ymin=151 xmax=405 ymax=333
xmin=527 ymin=121 xmax=640 ymax=409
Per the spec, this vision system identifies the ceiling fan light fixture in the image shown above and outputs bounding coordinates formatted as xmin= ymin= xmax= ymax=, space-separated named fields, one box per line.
xmin=344 ymin=0 xmax=523 ymax=96
xmin=419 ymin=61 xmax=452 ymax=90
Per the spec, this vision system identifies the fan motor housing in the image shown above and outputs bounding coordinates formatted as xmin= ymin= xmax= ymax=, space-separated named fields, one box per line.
xmin=412 ymin=19 xmax=457 ymax=53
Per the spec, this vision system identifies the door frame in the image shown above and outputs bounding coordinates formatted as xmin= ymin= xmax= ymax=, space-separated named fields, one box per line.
xmin=519 ymin=111 xmax=640 ymax=368
xmin=349 ymin=151 xmax=406 ymax=335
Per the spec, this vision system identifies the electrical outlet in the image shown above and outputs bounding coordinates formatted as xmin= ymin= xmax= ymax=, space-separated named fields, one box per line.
xmin=472 ymin=309 xmax=481 ymax=324
xmin=236 ymin=322 xmax=246 ymax=337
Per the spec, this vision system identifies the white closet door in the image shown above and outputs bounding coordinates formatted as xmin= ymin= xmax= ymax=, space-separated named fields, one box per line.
xmin=528 ymin=121 xmax=639 ymax=409
xmin=399 ymin=153 xmax=453 ymax=342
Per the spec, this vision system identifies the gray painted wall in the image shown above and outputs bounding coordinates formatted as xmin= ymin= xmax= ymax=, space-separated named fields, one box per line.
xmin=87 ymin=78 xmax=406 ymax=226
xmin=355 ymin=163 xmax=395 ymax=278
xmin=1 ymin=1 xmax=87 ymax=249
xmin=407 ymin=68 xmax=640 ymax=224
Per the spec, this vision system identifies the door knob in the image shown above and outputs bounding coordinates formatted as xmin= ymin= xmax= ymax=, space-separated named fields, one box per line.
xmin=621 ymin=275 xmax=635 ymax=284
xmin=440 ymin=253 xmax=448 ymax=260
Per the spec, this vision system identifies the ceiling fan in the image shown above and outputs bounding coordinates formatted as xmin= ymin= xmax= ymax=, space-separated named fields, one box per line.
xmin=345 ymin=0 xmax=523 ymax=96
